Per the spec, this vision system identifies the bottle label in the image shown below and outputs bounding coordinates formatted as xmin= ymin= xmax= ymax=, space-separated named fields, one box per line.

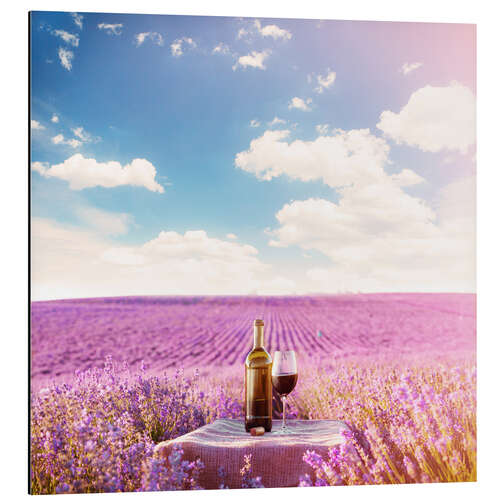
xmin=245 ymin=366 xmax=272 ymax=418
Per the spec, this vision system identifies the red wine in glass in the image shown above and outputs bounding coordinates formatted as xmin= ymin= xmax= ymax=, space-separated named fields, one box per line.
xmin=271 ymin=351 xmax=297 ymax=434
xmin=271 ymin=373 xmax=298 ymax=396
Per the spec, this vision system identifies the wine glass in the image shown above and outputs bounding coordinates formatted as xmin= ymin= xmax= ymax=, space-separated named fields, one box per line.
xmin=272 ymin=351 xmax=298 ymax=434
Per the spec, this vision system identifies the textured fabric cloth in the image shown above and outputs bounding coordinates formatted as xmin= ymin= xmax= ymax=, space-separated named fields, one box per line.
xmin=155 ymin=418 xmax=348 ymax=489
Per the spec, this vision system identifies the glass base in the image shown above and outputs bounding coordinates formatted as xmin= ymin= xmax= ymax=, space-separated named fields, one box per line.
xmin=273 ymin=426 xmax=293 ymax=435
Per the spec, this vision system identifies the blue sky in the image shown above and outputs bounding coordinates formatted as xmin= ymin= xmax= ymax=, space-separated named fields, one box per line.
xmin=30 ymin=12 xmax=476 ymax=299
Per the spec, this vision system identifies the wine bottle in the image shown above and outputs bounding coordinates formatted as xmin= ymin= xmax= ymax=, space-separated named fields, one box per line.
xmin=245 ymin=319 xmax=273 ymax=432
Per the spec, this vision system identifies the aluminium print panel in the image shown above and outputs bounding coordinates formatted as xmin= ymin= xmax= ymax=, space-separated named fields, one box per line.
xmin=29 ymin=11 xmax=476 ymax=494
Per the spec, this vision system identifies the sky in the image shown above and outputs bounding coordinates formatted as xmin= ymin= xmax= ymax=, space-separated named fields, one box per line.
xmin=30 ymin=11 xmax=476 ymax=300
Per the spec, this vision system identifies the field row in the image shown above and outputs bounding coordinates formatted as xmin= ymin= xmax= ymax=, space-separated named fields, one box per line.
xmin=30 ymin=294 xmax=476 ymax=386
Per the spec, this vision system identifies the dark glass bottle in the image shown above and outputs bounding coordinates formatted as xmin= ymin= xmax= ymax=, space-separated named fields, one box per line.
xmin=244 ymin=319 xmax=272 ymax=432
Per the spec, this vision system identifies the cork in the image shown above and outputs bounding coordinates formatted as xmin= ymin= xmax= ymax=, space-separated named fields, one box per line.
xmin=250 ymin=426 xmax=265 ymax=436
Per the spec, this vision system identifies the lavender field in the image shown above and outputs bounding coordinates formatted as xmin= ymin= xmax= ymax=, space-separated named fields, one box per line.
xmin=30 ymin=294 xmax=476 ymax=493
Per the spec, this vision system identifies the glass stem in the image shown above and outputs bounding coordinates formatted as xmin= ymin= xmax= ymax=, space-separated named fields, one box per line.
xmin=281 ymin=395 xmax=287 ymax=429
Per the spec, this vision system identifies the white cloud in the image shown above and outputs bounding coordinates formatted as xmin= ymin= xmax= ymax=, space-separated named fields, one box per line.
xmin=100 ymin=247 xmax=146 ymax=267
xmin=170 ymin=40 xmax=182 ymax=57
xmin=171 ymin=37 xmax=196 ymax=57
xmin=134 ymin=32 xmax=164 ymax=47
xmin=31 ymin=120 xmax=45 ymax=131
xmin=50 ymin=127 xmax=99 ymax=147
xmin=71 ymin=13 xmax=84 ymax=30
xmin=212 ymin=43 xmax=230 ymax=54
xmin=269 ymin=116 xmax=286 ymax=127
xmin=51 ymin=134 xmax=65 ymax=145
xmin=390 ymin=168 xmax=425 ymax=187
xmin=237 ymin=28 xmax=249 ymax=40
xmin=31 ymin=162 xmax=48 ymax=176
xmin=437 ymin=175 xmax=475 ymax=225
xmin=97 ymin=23 xmax=123 ymax=35
xmin=250 ymin=119 xmax=260 ymax=128
xmin=238 ymin=20 xmax=291 ymax=41
xmin=226 ymin=233 xmax=238 ymax=239
xmin=75 ymin=206 xmax=133 ymax=236
xmin=270 ymin=186 xmax=435 ymax=251
xmin=313 ymin=68 xmax=336 ymax=93
xmin=288 ymin=97 xmax=312 ymax=111
xmin=58 ymin=47 xmax=74 ymax=71
xmin=135 ymin=33 xmax=149 ymax=46
xmin=66 ymin=138 xmax=83 ymax=148
xmin=377 ymin=82 xmax=476 ymax=154
xmin=31 ymin=153 xmax=165 ymax=193
xmin=71 ymin=126 xmax=100 ymax=143
xmin=51 ymin=114 xmax=59 ymax=123
xmin=31 ymin=220 xmax=284 ymax=300
xmin=31 ymin=218 xmax=109 ymax=300
xmin=254 ymin=20 xmax=292 ymax=40
xmin=315 ymin=124 xmax=329 ymax=135
xmin=434 ymin=175 xmax=476 ymax=287
xmin=235 ymin=128 xmax=390 ymax=188
xmin=51 ymin=134 xmax=81 ymax=148
xmin=400 ymin=62 xmax=423 ymax=75
xmin=232 ymin=50 xmax=271 ymax=71
xmin=150 ymin=33 xmax=164 ymax=46
xmin=52 ymin=29 xmax=79 ymax=47
xmin=72 ymin=127 xmax=91 ymax=141
xmin=141 ymin=230 xmax=259 ymax=260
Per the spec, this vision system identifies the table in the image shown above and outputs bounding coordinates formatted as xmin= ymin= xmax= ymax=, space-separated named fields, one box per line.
xmin=154 ymin=418 xmax=349 ymax=489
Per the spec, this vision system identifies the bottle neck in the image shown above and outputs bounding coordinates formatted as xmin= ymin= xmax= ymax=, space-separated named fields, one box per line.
xmin=253 ymin=324 xmax=264 ymax=348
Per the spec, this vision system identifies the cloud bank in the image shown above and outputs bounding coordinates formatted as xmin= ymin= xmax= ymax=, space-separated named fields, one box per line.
xmin=235 ymin=128 xmax=475 ymax=293
xmin=31 ymin=220 xmax=295 ymax=300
